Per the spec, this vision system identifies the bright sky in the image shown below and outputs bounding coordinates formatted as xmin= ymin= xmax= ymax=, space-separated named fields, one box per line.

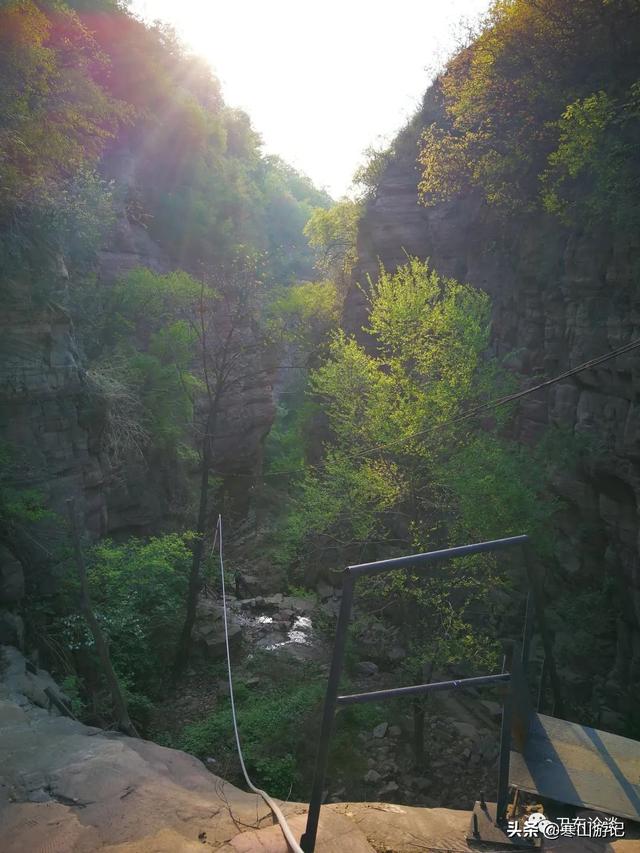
xmin=129 ymin=0 xmax=491 ymax=198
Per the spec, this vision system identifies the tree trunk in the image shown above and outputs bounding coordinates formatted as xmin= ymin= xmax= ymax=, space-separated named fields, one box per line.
xmin=413 ymin=697 xmax=425 ymax=767
xmin=413 ymin=661 xmax=433 ymax=770
xmin=66 ymin=500 xmax=138 ymax=737
xmin=173 ymin=400 xmax=220 ymax=677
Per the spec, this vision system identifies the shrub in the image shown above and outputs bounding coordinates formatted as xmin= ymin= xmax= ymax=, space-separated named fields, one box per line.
xmin=179 ymin=681 xmax=324 ymax=799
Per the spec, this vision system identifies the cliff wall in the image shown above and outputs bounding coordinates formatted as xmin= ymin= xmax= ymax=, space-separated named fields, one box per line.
xmin=345 ymin=116 xmax=640 ymax=720
xmin=0 ymin=162 xmax=275 ymax=630
xmin=1 ymin=643 xmax=551 ymax=853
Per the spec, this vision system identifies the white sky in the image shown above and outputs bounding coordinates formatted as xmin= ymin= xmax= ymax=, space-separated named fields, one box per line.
xmin=129 ymin=0 xmax=491 ymax=198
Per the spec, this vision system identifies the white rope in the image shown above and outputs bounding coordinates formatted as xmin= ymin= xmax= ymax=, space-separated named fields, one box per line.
xmin=217 ymin=514 xmax=304 ymax=853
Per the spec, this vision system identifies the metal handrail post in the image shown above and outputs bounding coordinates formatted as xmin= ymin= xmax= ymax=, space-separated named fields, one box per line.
xmin=496 ymin=644 xmax=514 ymax=825
xmin=524 ymin=551 xmax=563 ymax=716
xmin=301 ymin=572 xmax=355 ymax=853
xmin=537 ymin=653 xmax=548 ymax=713
xmin=300 ymin=536 xmax=529 ymax=850
xmin=521 ymin=590 xmax=534 ymax=676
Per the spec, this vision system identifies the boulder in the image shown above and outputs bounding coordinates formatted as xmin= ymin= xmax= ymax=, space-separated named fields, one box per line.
xmin=0 ymin=645 xmax=71 ymax=712
xmin=378 ymin=780 xmax=399 ymax=798
xmin=0 ymin=611 xmax=23 ymax=648
xmin=281 ymin=595 xmax=315 ymax=614
xmin=372 ymin=722 xmax=388 ymax=739
xmin=451 ymin=720 xmax=481 ymax=742
xmin=387 ymin=645 xmax=406 ymax=662
xmin=192 ymin=598 xmax=242 ymax=658
xmin=0 ymin=548 xmax=24 ymax=604
xmin=355 ymin=661 xmax=379 ymax=677
xmin=0 ymin=646 xmax=295 ymax=853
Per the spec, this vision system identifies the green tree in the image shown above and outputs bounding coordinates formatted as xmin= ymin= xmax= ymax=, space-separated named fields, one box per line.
xmin=43 ymin=531 xmax=193 ymax=727
xmin=304 ymin=199 xmax=361 ymax=290
xmin=87 ymin=268 xmax=203 ymax=462
xmin=0 ymin=2 xmax=128 ymax=288
xmin=172 ymin=259 xmax=276 ymax=674
xmin=277 ymin=258 xmax=556 ymax=680
xmin=417 ymin=0 xmax=640 ymax=221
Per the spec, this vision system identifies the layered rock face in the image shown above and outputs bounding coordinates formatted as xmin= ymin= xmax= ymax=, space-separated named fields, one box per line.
xmin=345 ymin=125 xmax=640 ymax=717
xmin=96 ymin=150 xmax=276 ymax=533
xmin=0 ymin=154 xmax=275 ymax=627
xmin=2 ymin=644 xmax=638 ymax=851
xmin=0 ymin=278 xmax=108 ymax=635
xmin=0 ymin=280 xmax=107 ymax=534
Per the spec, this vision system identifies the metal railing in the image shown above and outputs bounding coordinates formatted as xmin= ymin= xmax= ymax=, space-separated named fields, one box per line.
xmin=300 ymin=534 xmax=529 ymax=853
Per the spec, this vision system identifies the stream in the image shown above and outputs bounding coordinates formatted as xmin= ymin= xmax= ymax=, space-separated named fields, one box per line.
xmin=231 ymin=594 xmax=326 ymax=661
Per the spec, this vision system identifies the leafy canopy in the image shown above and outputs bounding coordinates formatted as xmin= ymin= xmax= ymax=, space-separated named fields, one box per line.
xmin=418 ymin=0 xmax=640 ymax=225
xmin=274 ymin=258 xmax=558 ymax=672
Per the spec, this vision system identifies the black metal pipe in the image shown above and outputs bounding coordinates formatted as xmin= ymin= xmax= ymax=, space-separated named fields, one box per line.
xmin=348 ymin=535 xmax=528 ymax=577
xmin=537 ymin=653 xmax=548 ymax=713
xmin=337 ymin=672 xmax=511 ymax=706
xmin=302 ymin=537 xmax=530 ymax=850
xmin=521 ymin=589 xmax=534 ymax=676
xmin=301 ymin=572 xmax=355 ymax=853
xmin=524 ymin=552 xmax=563 ymax=716
xmin=496 ymin=650 xmax=514 ymax=825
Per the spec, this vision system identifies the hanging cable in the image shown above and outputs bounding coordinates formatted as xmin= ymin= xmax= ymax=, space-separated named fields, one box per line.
xmin=217 ymin=514 xmax=304 ymax=853
xmin=208 ymin=336 xmax=640 ymax=480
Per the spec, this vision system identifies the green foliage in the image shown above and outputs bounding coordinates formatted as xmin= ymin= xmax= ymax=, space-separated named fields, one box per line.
xmin=0 ymin=1 xmax=130 ymax=215
xmin=60 ymin=674 xmax=86 ymax=718
xmin=0 ymin=1 xmax=130 ymax=288
xmin=304 ymin=199 xmax=361 ymax=285
xmin=303 ymin=453 xmax=402 ymax=540
xmin=179 ymin=681 xmax=324 ymax=798
xmin=274 ymin=257 xmax=562 ymax=675
xmin=311 ymin=259 xmax=491 ymax=458
xmin=352 ymin=145 xmax=392 ymax=200
xmin=418 ymin=0 xmax=640 ymax=223
xmin=51 ymin=534 xmax=193 ymax=701
xmin=178 ymin=660 xmax=385 ymax=798
xmin=0 ymin=442 xmax=51 ymax=533
xmin=553 ymin=586 xmax=615 ymax=676
xmin=541 ymin=84 xmax=640 ymax=227
xmin=272 ymin=259 xmax=499 ymax=584
xmin=267 ymin=279 xmax=340 ymax=347
xmin=438 ymin=433 xmax=559 ymax=557
xmin=260 ymin=156 xmax=333 ymax=282
xmin=84 ymin=268 xmax=206 ymax=456
xmin=285 ymin=585 xmax=316 ymax=600
xmin=1 ymin=0 xmax=330 ymax=308
xmin=82 ymin=10 xmax=329 ymax=279
xmin=264 ymin=399 xmax=313 ymax=477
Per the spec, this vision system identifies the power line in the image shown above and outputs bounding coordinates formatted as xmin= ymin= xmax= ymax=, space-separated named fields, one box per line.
xmin=11 ymin=336 xmax=634 ymax=484
xmin=217 ymin=336 xmax=640 ymax=480
xmin=351 ymin=336 xmax=640 ymax=460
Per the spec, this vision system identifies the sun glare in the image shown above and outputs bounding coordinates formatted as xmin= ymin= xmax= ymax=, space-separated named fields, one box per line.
xmin=130 ymin=0 xmax=491 ymax=197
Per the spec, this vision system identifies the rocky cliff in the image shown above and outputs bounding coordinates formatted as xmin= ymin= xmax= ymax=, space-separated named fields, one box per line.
xmin=0 ymin=274 xmax=108 ymax=645
xmin=345 ymin=105 xmax=640 ymax=723
xmin=95 ymin=152 xmax=276 ymax=534
xmin=0 ymin=158 xmax=275 ymax=639
xmin=0 ymin=644 xmax=502 ymax=853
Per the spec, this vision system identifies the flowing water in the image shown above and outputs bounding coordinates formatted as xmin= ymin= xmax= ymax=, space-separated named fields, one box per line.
xmin=233 ymin=599 xmax=324 ymax=661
